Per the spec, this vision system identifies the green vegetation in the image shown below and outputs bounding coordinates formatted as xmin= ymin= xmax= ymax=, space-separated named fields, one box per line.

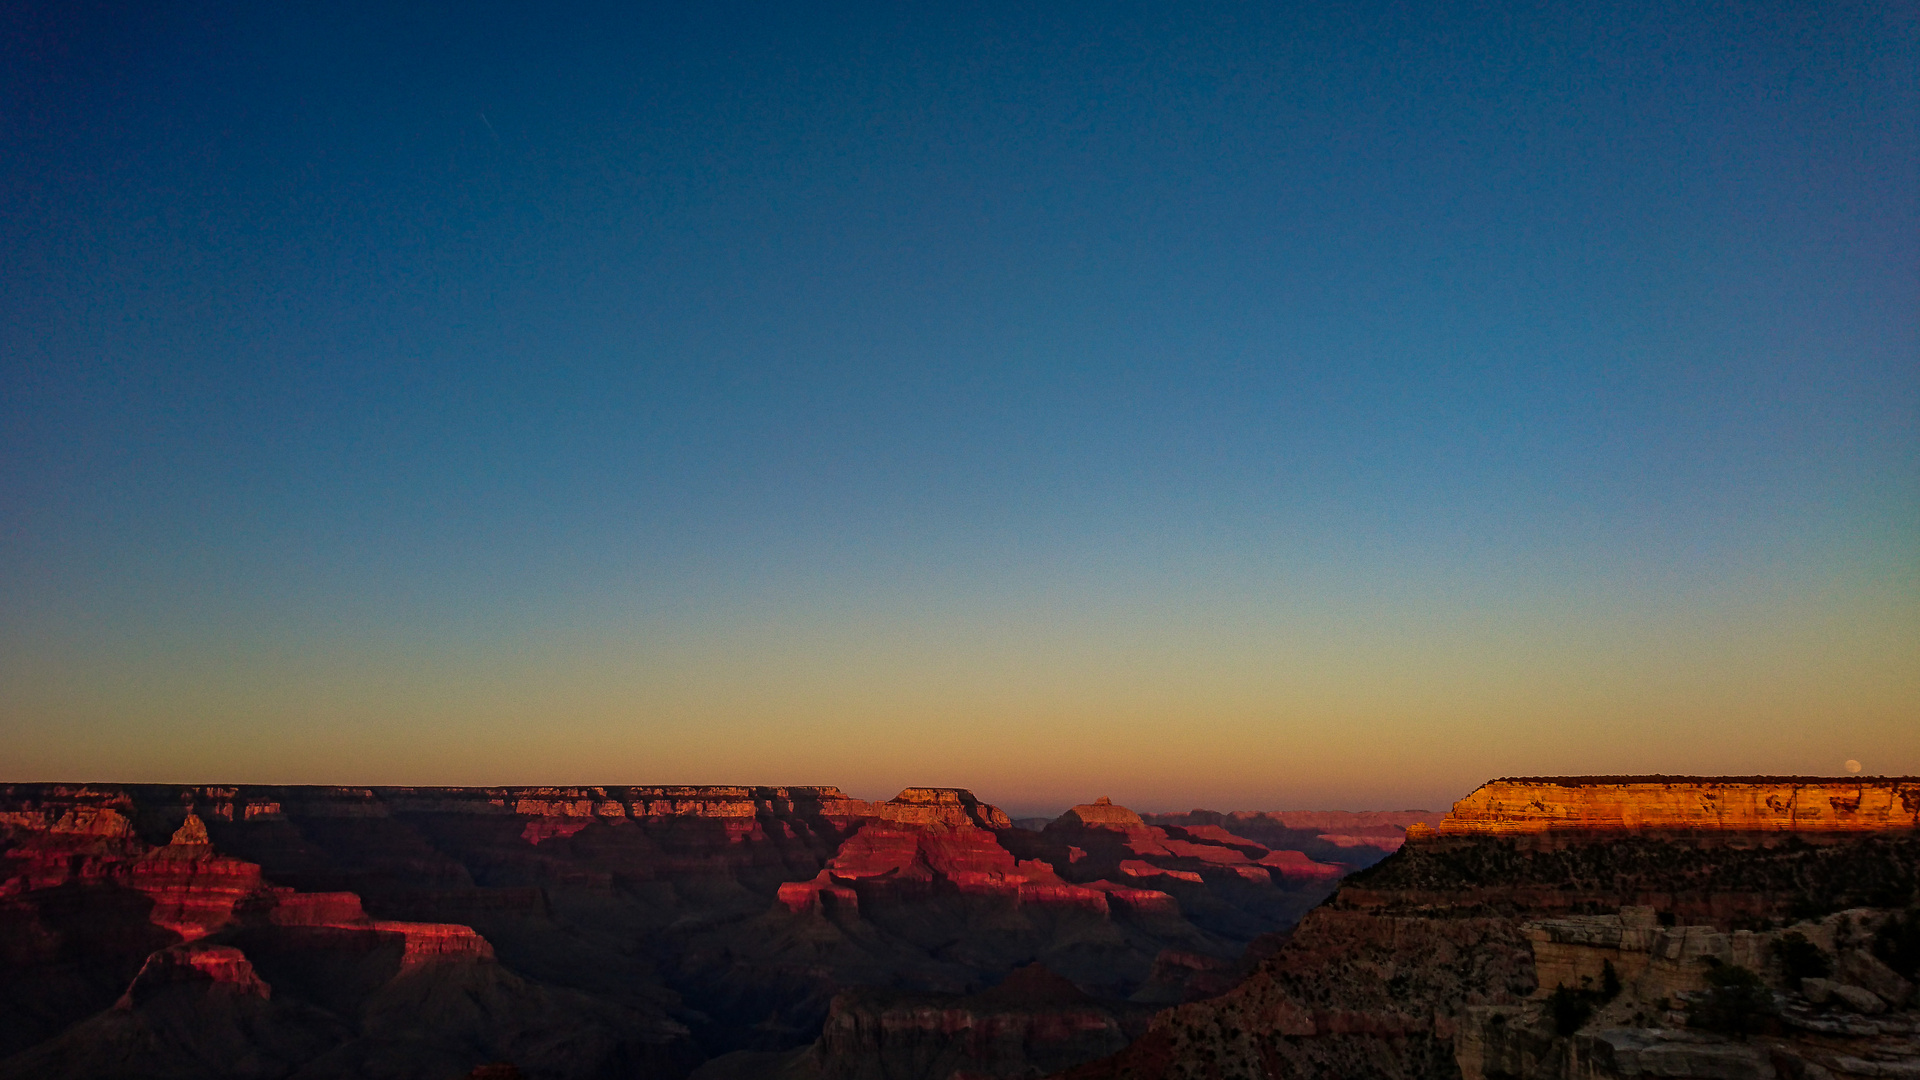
xmin=1548 ymin=960 xmax=1622 ymax=1036
xmin=1685 ymin=964 xmax=1775 ymax=1037
xmin=1548 ymin=984 xmax=1593 ymax=1036
xmin=1772 ymin=931 xmax=1831 ymax=984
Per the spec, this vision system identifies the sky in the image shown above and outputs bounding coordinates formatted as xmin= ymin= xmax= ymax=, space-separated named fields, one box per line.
xmin=2 ymin=0 xmax=1915 ymax=814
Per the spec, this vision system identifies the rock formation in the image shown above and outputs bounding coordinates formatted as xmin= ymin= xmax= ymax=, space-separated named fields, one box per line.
xmin=0 ymin=782 xmax=1370 ymax=1079
xmin=1426 ymin=776 xmax=1920 ymax=835
xmin=1057 ymin=776 xmax=1920 ymax=1080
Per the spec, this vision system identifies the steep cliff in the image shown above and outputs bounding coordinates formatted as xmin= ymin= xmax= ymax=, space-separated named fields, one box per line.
xmin=1427 ymin=776 xmax=1920 ymax=836
xmin=1060 ymin=776 xmax=1920 ymax=1080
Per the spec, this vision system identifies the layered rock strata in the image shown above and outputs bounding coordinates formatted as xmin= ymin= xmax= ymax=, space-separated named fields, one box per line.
xmin=1425 ymin=776 xmax=1920 ymax=836
xmin=0 ymin=783 xmax=1365 ymax=1079
xmin=1060 ymin=776 xmax=1920 ymax=1080
xmin=1456 ymin=906 xmax=1920 ymax=1080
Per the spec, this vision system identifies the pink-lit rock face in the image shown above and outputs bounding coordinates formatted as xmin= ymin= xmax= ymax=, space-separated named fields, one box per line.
xmin=242 ymin=888 xmax=371 ymax=926
xmin=878 ymin=787 xmax=1015 ymax=829
xmin=1086 ymin=882 xmax=1181 ymax=918
xmin=370 ymin=920 xmax=495 ymax=965
xmin=777 ymin=871 xmax=862 ymax=914
xmin=772 ymin=791 xmax=1357 ymax=929
xmin=0 ymin=789 xmax=499 ymax=972
xmin=1119 ymin=860 xmax=1203 ymax=884
xmin=116 ymin=942 xmax=272 ymax=1007
xmin=1425 ymin=776 xmax=1920 ymax=836
xmin=520 ymin=818 xmax=593 ymax=845
xmin=127 ymin=843 xmax=267 ymax=940
xmin=1035 ymin=801 xmax=1348 ymax=894
xmin=1255 ymin=849 xmax=1346 ymax=882
xmin=0 ymin=783 xmax=1388 ymax=1080
xmin=776 ymin=818 xmax=1086 ymax=913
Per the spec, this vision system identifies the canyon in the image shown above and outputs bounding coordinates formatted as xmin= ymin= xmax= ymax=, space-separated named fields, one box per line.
xmin=0 ymin=783 xmax=1425 ymax=1079
xmin=10 ymin=775 xmax=1911 ymax=1080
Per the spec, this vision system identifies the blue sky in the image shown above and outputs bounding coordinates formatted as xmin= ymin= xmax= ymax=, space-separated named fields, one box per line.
xmin=2 ymin=0 xmax=1914 ymax=809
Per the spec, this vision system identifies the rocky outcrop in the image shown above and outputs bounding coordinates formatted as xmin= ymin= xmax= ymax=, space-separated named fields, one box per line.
xmin=775 ymin=790 xmax=1103 ymax=915
xmin=1427 ymin=776 xmax=1920 ymax=836
xmin=115 ymin=942 xmax=273 ymax=1007
xmin=1454 ymin=906 xmax=1920 ymax=1080
xmin=1058 ymin=777 xmax=1920 ymax=1080
xmin=1060 ymin=797 xmax=1150 ymax=830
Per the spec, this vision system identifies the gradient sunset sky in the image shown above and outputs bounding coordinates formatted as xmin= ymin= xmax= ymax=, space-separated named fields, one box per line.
xmin=2 ymin=1 xmax=1914 ymax=813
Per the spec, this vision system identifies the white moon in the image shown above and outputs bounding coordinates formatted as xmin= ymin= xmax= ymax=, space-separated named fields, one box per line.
xmin=1844 ymin=759 xmax=1862 ymax=774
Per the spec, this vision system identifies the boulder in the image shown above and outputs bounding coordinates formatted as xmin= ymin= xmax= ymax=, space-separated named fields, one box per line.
xmin=1837 ymin=948 xmax=1914 ymax=1007
xmin=1829 ymin=983 xmax=1886 ymax=1015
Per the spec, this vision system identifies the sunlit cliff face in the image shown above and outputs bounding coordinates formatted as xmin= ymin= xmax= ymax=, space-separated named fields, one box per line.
xmin=1415 ymin=777 xmax=1920 ymax=837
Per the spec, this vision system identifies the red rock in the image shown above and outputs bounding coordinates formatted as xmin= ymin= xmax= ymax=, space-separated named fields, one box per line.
xmin=242 ymin=888 xmax=372 ymax=926
xmin=125 ymin=841 xmax=268 ymax=941
xmin=1432 ymin=776 xmax=1920 ymax=835
xmin=520 ymin=818 xmax=593 ymax=845
xmin=879 ymin=788 xmax=1014 ymax=829
xmin=777 ymin=870 xmax=861 ymax=914
xmin=1086 ymin=882 xmax=1180 ymax=917
xmin=370 ymin=919 xmax=495 ymax=965
xmin=115 ymin=942 xmax=271 ymax=1007
xmin=1254 ymin=849 xmax=1345 ymax=882
xmin=1118 ymin=860 xmax=1202 ymax=884
xmin=0 ymin=789 xmax=500 ymax=973
xmin=0 ymin=780 xmax=1388 ymax=1079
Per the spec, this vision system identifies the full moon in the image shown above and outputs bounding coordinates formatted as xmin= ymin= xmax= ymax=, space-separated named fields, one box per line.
xmin=1845 ymin=759 xmax=1862 ymax=774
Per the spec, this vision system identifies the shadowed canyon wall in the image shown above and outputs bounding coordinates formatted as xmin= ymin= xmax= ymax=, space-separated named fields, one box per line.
xmin=0 ymin=783 xmax=1417 ymax=1080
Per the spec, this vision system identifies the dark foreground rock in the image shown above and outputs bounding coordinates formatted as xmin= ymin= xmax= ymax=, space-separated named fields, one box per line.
xmin=1057 ymin=777 xmax=1920 ymax=1080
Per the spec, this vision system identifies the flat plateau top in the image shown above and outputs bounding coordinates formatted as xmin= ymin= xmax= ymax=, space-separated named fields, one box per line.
xmin=1488 ymin=775 xmax=1918 ymax=786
